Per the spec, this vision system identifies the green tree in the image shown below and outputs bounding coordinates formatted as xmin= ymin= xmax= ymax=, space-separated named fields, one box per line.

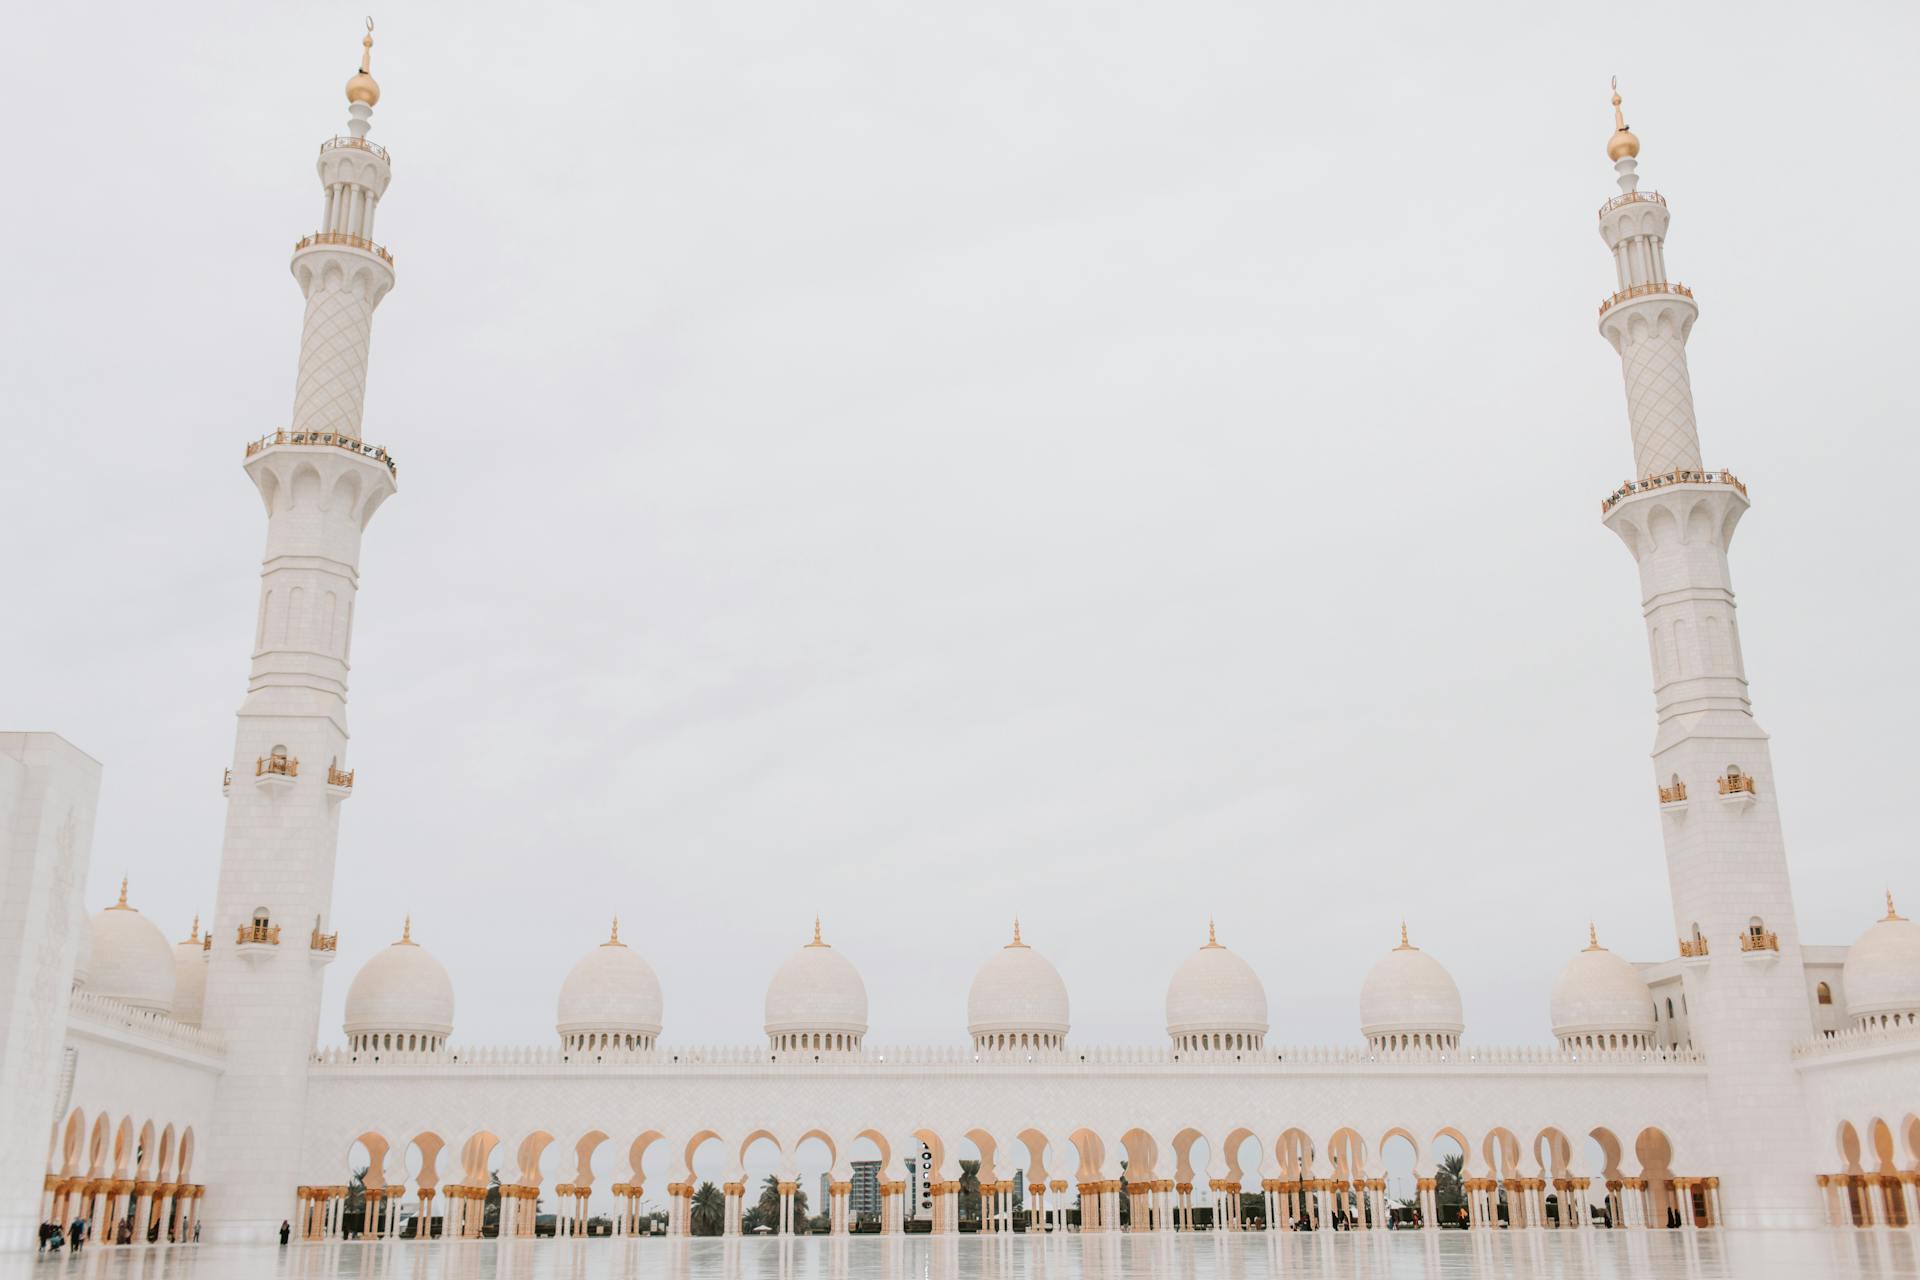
xmin=1435 ymin=1153 xmax=1465 ymax=1222
xmin=753 ymin=1174 xmax=808 ymax=1233
xmin=959 ymin=1160 xmax=980 ymax=1224
xmin=690 ymin=1182 xmax=724 ymax=1237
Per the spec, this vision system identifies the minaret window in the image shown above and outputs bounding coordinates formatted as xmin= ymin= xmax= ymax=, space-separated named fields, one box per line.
xmin=1816 ymin=982 xmax=1833 ymax=1006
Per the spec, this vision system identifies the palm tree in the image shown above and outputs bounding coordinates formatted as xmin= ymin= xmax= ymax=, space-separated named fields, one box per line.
xmin=753 ymin=1174 xmax=809 ymax=1233
xmin=690 ymin=1182 xmax=724 ymax=1237
xmin=1435 ymin=1153 xmax=1465 ymax=1222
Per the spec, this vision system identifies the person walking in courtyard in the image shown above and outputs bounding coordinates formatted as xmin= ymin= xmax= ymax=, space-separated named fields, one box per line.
xmin=68 ymin=1217 xmax=84 ymax=1253
xmin=280 ymin=1219 xmax=292 ymax=1245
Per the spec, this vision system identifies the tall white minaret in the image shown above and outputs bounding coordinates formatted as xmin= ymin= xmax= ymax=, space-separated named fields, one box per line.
xmin=197 ymin=24 xmax=399 ymax=1241
xmin=1595 ymin=85 xmax=1817 ymax=1228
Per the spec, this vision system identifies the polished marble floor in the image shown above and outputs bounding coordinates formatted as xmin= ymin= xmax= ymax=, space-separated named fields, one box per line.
xmin=8 ymin=1231 xmax=1920 ymax=1280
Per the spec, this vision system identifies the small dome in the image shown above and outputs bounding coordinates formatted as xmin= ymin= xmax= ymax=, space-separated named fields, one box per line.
xmin=1550 ymin=926 xmax=1655 ymax=1048
xmin=967 ymin=921 xmax=1069 ymax=1049
xmin=1607 ymin=89 xmax=1640 ymax=161
xmin=557 ymin=918 xmax=664 ymax=1049
xmin=86 ymin=879 xmax=176 ymax=1013
xmin=171 ymin=917 xmax=208 ymax=1028
xmin=1165 ymin=923 xmax=1268 ymax=1050
xmin=1360 ymin=924 xmax=1464 ymax=1049
xmin=1841 ymin=893 xmax=1920 ymax=1026
xmin=764 ymin=920 xmax=868 ymax=1049
xmin=346 ymin=30 xmax=380 ymax=107
xmin=344 ymin=918 xmax=454 ymax=1050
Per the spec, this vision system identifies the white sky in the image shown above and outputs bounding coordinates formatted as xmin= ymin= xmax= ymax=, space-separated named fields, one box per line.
xmin=8 ymin=0 xmax=1919 ymax=1112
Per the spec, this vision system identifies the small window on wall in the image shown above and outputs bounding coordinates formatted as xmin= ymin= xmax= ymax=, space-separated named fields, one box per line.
xmin=253 ymin=907 xmax=271 ymax=927
xmin=1666 ymin=998 xmax=1674 ymax=1018
xmin=1816 ymin=981 xmax=1833 ymax=1006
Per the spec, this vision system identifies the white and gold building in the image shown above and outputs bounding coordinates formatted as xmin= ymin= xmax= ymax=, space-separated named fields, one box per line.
xmin=2 ymin=49 xmax=1918 ymax=1252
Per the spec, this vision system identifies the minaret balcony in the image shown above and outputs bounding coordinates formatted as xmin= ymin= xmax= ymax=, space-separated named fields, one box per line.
xmin=245 ymin=429 xmax=397 ymax=478
xmin=1717 ymin=770 xmax=1758 ymax=810
xmin=320 ymin=135 xmax=389 ymax=163
xmin=255 ymin=753 xmax=299 ymax=793
xmin=236 ymin=923 xmax=281 ymax=964
xmin=326 ymin=766 xmax=355 ymax=800
xmin=1658 ymin=781 xmax=1688 ymax=818
xmin=310 ymin=930 xmax=339 ymax=966
xmin=1598 ymin=189 xmax=1667 ymax=218
xmin=1739 ymin=930 xmax=1780 ymax=968
xmin=1597 ymin=280 xmax=1693 ymax=317
xmin=293 ymin=231 xmax=394 ymax=268
xmin=221 ymin=767 xmax=232 ymax=797
xmin=1678 ymin=936 xmax=1710 ymax=967
xmin=1600 ymin=468 xmax=1746 ymax=515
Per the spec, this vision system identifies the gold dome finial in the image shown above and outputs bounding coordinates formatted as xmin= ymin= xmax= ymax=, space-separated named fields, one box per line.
xmin=1008 ymin=917 xmax=1026 ymax=948
xmin=607 ymin=916 xmax=623 ymax=946
xmin=1585 ymin=922 xmax=1605 ymax=951
xmin=400 ymin=914 xmax=413 ymax=945
xmin=1886 ymin=890 xmax=1906 ymax=922
xmin=1395 ymin=919 xmax=1417 ymax=951
xmin=188 ymin=913 xmax=200 ymax=943
xmin=1607 ymin=77 xmax=1641 ymax=162
xmin=108 ymin=875 xmax=131 ymax=911
xmin=1203 ymin=918 xmax=1222 ymax=949
xmin=807 ymin=915 xmax=828 ymax=947
xmin=346 ymin=17 xmax=381 ymax=108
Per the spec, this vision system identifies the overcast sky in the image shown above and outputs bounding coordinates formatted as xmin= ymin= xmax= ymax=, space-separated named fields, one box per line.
xmin=7 ymin=1 xmax=1918 ymax=1068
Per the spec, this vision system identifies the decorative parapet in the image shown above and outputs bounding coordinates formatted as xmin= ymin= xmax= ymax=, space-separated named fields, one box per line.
xmin=1598 ymin=189 xmax=1666 ymax=218
xmin=309 ymin=1041 xmax=1705 ymax=1071
xmin=1679 ymin=936 xmax=1709 ymax=958
xmin=320 ymin=135 xmax=389 ymax=162
xmin=1601 ymin=468 xmax=1746 ymax=514
xmin=293 ymin=230 xmax=394 ymax=267
xmin=310 ymin=930 xmax=338 ymax=953
xmin=245 ymin=429 xmax=398 ymax=477
xmin=326 ymin=766 xmax=355 ymax=790
xmin=1598 ymin=280 xmax=1693 ymax=316
xmin=1658 ymin=780 xmax=1688 ymax=804
xmin=1739 ymin=930 xmax=1780 ymax=953
xmin=1792 ymin=1020 xmax=1920 ymax=1060
xmin=1718 ymin=770 xmax=1758 ymax=797
xmin=238 ymin=923 xmax=281 ymax=945
xmin=256 ymin=753 xmax=299 ymax=779
xmin=67 ymin=989 xmax=225 ymax=1057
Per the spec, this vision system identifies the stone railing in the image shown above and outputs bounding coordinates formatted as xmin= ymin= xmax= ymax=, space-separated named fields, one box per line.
xmin=1597 ymin=280 xmax=1693 ymax=316
xmin=293 ymin=231 xmax=394 ymax=267
xmin=246 ymin=429 xmax=397 ymax=478
xmin=1601 ymin=468 xmax=1747 ymax=514
xmin=1598 ymin=189 xmax=1667 ymax=218
xmin=1793 ymin=1020 xmax=1920 ymax=1060
xmin=311 ymin=1041 xmax=1704 ymax=1070
xmin=320 ymin=135 xmax=389 ymax=162
xmin=67 ymin=989 xmax=225 ymax=1057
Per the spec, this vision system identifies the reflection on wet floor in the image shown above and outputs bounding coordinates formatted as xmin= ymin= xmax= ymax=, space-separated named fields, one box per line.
xmin=10 ymin=1230 xmax=1920 ymax=1280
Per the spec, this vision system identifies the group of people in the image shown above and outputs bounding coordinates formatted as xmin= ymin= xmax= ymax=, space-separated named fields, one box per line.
xmin=36 ymin=1214 xmax=201 ymax=1253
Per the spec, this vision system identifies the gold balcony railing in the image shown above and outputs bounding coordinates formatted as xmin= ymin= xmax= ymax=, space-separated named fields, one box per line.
xmin=1598 ymin=280 xmax=1693 ymax=316
xmin=222 ymin=767 xmax=232 ymax=789
xmin=1718 ymin=772 xmax=1758 ymax=797
xmin=238 ymin=924 xmax=281 ymax=945
xmin=1598 ymin=189 xmax=1667 ymax=218
xmin=293 ymin=231 xmax=394 ymax=266
xmin=1601 ymin=468 xmax=1747 ymax=514
xmin=256 ymin=754 xmax=299 ymax=779
xmin=327 ymin=766 xmax=355 ymax=789
xmin=245 ymin=429 xmax=397 ymax=477
xmin=1658 ymin=781 xmax=1688 ymax=804
xmin=1679 ymin=936 xmax=1709 ymax=958
xmin=311 ymin=930 xmax=338 ymax=952
xmin=320 ymin=136 xmax=390 ymax=162
xmin=1739 ymin=930 xmax=1779 ymax=953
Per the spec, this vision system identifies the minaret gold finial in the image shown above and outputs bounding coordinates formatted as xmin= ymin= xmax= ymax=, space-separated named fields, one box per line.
xmin=1586 ymin=922 xmax=1604 ymax=951
xmin=108 ymin=875 xmax=131 ymax=910
xmin=1008 ymin=917 xmax=1026 ymax=948
xmin=1203 ymin=918 xmax=1222 ymax=949
xmin=808 ymin=915 xmax=828 ymax=947
xmin=400 ymin=914 xmax=413 ymax=944
xmin=1887 ymin=890 xmax=1906 ymax=922
xmin=1607 ymin=77 xmax=1641 ymax=161
xmin=608 ymin=916 xmax=622 ymax=946
xmin=346 ymin=17 xmax=382 ymax=108
xmin=1395 ymin=919 xmax=1416 ymax=951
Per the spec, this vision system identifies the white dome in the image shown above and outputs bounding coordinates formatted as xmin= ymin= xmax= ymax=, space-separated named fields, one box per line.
xmin=764 ymin=921 xmax=868 ymax=1041
xmin=1550 ymin=928 xmax=1654 ymax=1044
xmin=171 ymin=920 xmax=207 ymax=1028
xmin=967 ymin=923 xmax=1069 ymax=1044
xmin=1360 ymin=927 xmax=1464 ymax=1046
xmin=1165 ymin=925 xmax=1269 ymax=1046
xmin=86 ymin=880 xmax=176 ymax=1013
xmin=557 ymin=919 xmax=664 ymax=1041
xmin=344 ymin=919 xmax=454 ymax=1045
xmin=1841 ymin=895 xmax=1920 ymax=1024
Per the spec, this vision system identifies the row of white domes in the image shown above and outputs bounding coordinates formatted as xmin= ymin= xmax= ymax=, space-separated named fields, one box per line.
xmin=80 ymin=881 xmax=1920 ymax=1048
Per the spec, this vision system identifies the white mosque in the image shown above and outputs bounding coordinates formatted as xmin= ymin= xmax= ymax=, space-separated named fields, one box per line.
xmin=1 ymin=37 xmax=1917 ymax=1253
